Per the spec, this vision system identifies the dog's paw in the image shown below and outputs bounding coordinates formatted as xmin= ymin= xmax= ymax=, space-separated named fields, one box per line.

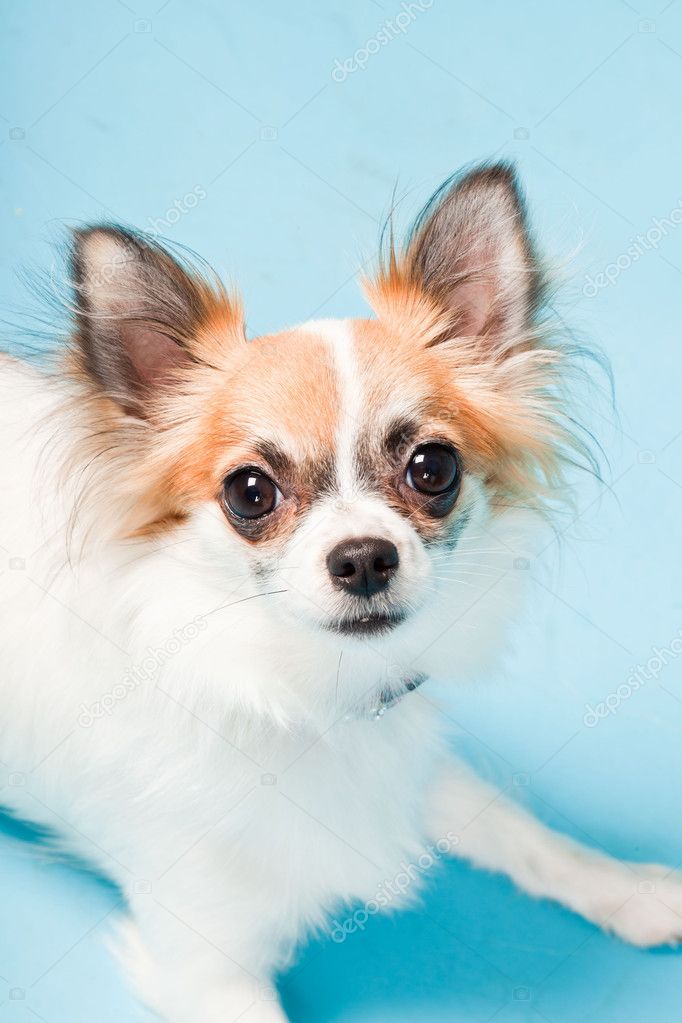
xmin=601 ymin=864 xmax=682 ymax=948
xmin=204 ymin=985 xmax=288 ymax=1023
xmin=116 ymin=920 xmax=289 ymax=1022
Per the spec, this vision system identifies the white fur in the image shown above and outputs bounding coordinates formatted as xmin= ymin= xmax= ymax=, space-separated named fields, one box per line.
xmin=1 ymin=341 xmax=681 ymax=1023
xmin=302 ymin=318 xmax=360 ymax=500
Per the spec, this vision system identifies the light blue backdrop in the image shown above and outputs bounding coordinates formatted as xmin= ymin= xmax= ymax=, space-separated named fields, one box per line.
xmin=2 ymin=2 xmax=682 ymax=1021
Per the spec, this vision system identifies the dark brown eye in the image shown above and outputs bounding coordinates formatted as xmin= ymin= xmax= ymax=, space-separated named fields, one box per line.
xmin=223 ymin=469 xmax=280 ymax=519
xmin=406 ymin=444 xmax=459 ymax=495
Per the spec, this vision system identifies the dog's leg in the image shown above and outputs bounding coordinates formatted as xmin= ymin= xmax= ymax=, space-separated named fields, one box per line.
xmin=119 ymin=918 xmax=289 ymax=1023
xmin=120 ymin=915 xmax=288 ymax=1023
xmin=116 ymin=859 xmax=291 ymax=1023
xmin=427 ymin=759 xmax=682 ymax=947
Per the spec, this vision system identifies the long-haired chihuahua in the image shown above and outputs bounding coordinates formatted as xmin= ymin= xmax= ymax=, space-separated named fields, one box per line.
xmin=1 ymin=162 xmax=681 ymax=1022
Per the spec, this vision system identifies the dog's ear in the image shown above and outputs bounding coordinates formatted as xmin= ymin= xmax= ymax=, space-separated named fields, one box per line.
xmin=372 ymin=163 xmax=541 ymax=353
xmin=70 ymin=226 xmax=239 ymax=416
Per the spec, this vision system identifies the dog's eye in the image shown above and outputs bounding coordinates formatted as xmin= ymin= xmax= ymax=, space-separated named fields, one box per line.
xmin=223 ymin=469 xmax=280 ymax=519
xmin=406 ymin=444 xmax=459 ymax=495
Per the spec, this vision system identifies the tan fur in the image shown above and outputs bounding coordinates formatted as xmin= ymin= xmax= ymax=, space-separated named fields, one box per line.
xmin=353 ymin=297 xmax=575 ymax=514
xmin=58 ymin=165 xmax=594 ymax=551
xmin=60 ymin=281 xmax=580 ymax=551
xmin=62 ymin=318 xmax=341 ymax=549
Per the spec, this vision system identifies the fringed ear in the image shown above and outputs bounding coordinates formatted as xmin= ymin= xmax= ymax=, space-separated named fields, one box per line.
xmin=368 ymin=162 xmax=542 ymax=355
xmin=70 ymin=226 xmax=242 ymax=416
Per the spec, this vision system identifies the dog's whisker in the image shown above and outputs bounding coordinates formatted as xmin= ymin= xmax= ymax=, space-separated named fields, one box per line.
xmin=203 ymin=588 xmax=289 ymax=619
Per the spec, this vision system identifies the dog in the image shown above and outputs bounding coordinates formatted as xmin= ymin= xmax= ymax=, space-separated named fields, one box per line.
xmin=1 ymin=161 xmax=681 ymax=1023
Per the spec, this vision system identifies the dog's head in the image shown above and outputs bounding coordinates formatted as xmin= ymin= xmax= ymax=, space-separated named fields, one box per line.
xmin=64 ymin=163 xmax=587 ymax=718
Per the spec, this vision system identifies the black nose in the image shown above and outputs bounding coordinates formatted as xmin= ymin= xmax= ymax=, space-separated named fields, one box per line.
xmin=326 ymin=537 xmax=400 ymax=597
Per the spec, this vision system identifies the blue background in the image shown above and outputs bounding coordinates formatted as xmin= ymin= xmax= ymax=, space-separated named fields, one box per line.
xmin=2 ymin=1 xmax=682 ymax=1020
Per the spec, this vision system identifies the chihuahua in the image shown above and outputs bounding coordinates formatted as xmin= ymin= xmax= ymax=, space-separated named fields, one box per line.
xmin=1 ymin=162 xmax=681 ymax=1022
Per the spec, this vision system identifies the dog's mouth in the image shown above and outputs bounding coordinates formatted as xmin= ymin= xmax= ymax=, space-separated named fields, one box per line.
xmin=326 ymin=611 xmax=407 ymax=637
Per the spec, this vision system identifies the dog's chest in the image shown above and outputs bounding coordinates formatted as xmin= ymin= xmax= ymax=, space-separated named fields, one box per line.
xmin=211 ymin=701 xmax=448 ymax=915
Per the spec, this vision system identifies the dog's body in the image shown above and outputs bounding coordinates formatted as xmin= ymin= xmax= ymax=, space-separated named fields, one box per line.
xmin=2 ymin=164 xmax=682 ymax=1022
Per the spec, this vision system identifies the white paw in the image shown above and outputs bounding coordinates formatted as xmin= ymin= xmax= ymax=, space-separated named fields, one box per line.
xmin=235 ymin=1002 xmax=289 ymax=1023
xmin=115 ymin=920 xmax=289 ymax=1022
xmin=601 ymin=864 xmax=682 ymax=948
xmin=202 ymin=988 xmax=288 ymax=1023
xmin=211 ymin=986 xmax=288 ymax=1023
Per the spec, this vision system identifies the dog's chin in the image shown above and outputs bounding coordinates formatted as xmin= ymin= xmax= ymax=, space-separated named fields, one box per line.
xmin=324 ymin=610 xmax=407 ymax=638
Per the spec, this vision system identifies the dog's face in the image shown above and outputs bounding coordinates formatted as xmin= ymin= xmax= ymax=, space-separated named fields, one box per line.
xmin=67 ymin=163 xmax=576 ymax=712
xmin=200 ymin=314 xmax=475 ymax=640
